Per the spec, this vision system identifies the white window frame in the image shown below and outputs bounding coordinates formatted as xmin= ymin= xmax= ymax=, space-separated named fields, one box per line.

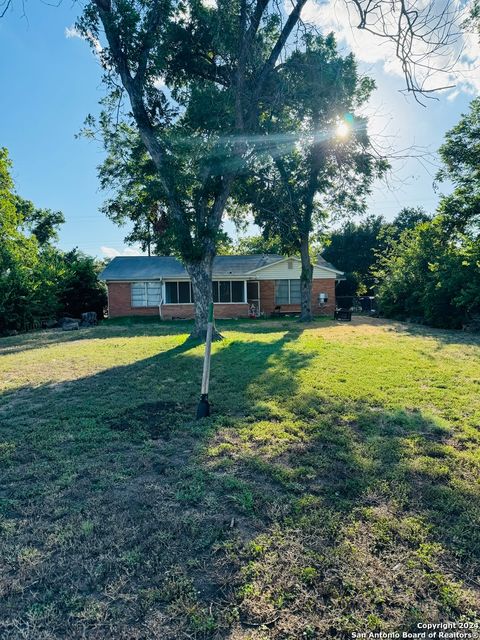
xmin=212 ymin=280 xmax=247 ymax=304
xmin=131 ymin=281 xmax=162 ymax=308
xmin=275 ymin=279 xmax=301 ymax=305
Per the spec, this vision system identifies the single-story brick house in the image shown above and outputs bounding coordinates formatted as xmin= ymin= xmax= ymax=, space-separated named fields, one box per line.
xmin=99 ymin=254 xmax=343 ymax=319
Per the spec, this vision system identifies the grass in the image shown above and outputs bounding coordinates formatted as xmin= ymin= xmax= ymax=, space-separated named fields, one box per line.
xmin=0 ymin=316 xmax=479 ymax=639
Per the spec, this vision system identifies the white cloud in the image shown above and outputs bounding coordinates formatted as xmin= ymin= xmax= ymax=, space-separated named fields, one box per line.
xmin=65 ymin=24 xmax=103 ymax=56
xmin=447 ymin=89 xmax=461 ymax=101
xmin=65 ymin=26 xmax=81 ymax=39
xmin=301 ymin=0 xmax=480 ymax=95
xmin=101 ymin=246 xmax=143 ymax=258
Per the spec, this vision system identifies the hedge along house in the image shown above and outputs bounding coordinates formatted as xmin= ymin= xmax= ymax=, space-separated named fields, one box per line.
xmin=99 ymin=254 xmax=344 ymax=319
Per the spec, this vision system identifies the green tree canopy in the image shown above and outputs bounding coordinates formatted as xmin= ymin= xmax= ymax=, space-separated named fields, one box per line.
xmin=375 ymin=217 xmax=480 ymax=329
xmin=79 ymin=0 xmax=315 ymax=337
xmin=233 ymin=234 xmax=284 ymax=255
xmin=235 ymin=34 xmax=387 ymax=318
xmin=436 ymin=97 xmax=480 ymax=232
xmin=0 ymin=148 xmax=106 ymax=333
xmin=15 ymin=198 xmax=65 ymax=246
xmin=323 ymin=215 xmax=388 ymax=296
xmin=78 ymin=0 xmax=455 ymax=334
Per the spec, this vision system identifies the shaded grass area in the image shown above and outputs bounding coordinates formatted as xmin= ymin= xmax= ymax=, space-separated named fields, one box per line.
xmin=0 ymin=317 xmax=479 ymax=639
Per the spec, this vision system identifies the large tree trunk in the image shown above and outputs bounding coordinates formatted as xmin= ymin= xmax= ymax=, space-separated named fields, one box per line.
xmin=186 ymin=256 xmax=222 ymax=341
xmin=299 ymin=234 xmax=313 ymax=322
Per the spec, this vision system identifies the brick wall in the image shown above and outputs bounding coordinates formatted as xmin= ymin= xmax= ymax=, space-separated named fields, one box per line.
xmin=162 ymin=303 xmax=249 ymax=320
xmin=311 ymin=279 xmax=336 ymax=316
xmin=108 ymin=283 xmax=160 ymax=318
xmin=260 ymin=278 xmax=336 ymax=316
xmin=259 ymin=280 xmax=275 ymax=314
xmin=107 ymin=280 xmax=336 ymax=319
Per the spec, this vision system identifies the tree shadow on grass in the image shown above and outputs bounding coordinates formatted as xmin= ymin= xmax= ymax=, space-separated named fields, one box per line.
xmin=0 ymin=324 xmax=314 ymax=640
xmin=0 ymin=317 xmax=314 ymax=358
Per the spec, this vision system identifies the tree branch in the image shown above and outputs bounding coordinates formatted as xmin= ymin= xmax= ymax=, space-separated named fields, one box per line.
xmin=348 ymin=0 xmax=463 ymax=103
xmin=248 ymin=0 xmax=308 ymax=125
xmin=92 ymin=0 xmax=191 ymax=246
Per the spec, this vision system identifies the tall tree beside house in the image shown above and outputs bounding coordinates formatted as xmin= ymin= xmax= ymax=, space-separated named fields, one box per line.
xmin=436 ymin=97 xmax=480 ymax=232
xmin=236 ymin=35 xmax=388 ymax=320
xmin=78 ymin=0 xmax=312 ymax=339
xmin=77 ymin=0 xmax=460 ymax=336
xmin=323 ymin=215 xmax=388 ymax=296
xmin=0 ymin=147 xmax=107 ymax=333
xmin=322 ymin=208 xmax=431 ymax=296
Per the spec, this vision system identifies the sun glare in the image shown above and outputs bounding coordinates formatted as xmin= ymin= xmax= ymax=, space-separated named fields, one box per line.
xmin=336 ymin=121 xmax=350 ymax=138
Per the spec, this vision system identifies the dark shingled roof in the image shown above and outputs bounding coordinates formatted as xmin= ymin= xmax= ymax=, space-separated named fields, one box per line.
xmin=316 ymin=255 xmax=340 ymax=272
xmin=99 ymin=254 xmax=341 ymax=281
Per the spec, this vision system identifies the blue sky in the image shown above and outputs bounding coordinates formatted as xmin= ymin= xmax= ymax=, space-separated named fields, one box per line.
xmin=0 ymin=1 xmax=478 ymax=258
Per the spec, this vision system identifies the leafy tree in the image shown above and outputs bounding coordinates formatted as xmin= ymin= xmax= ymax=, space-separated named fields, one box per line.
xmin=0 ymin=148 xmax=106 ymax=333
xmin=233 ymin=234 xmax=284 ymax=255
xmin=15 ymin=197 xmax=65 ymax=245
xmin=321 ymin=207 xmax=431 ymax=297
xmin=323 ymin=215 xmax=388 ymax=296
xmin=436 ymin=97 xmax=480 ymax=232
xmin=375 ymin=217 xmax=480 ymax=328
xmin=0 ymin=148 xmax=40 ymax=332
xmin=60 ymin=250 xmax=107 ymax=319
xmin=93 ymin=122 xmax=177 ymax=257
xmin=390 ymin=206 xmax=431 ymax=236
xmin=237 ymin=35 xmax=387 ymax=319
xmin=79 ymin=0 xmax=314 ymax=338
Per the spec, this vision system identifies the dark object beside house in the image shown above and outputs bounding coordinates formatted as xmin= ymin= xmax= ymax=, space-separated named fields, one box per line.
xmin=271 ymin=305 xmax=299 ymax=318
xmin=62 ymin=320 xmax=79 ymax=331
xmin=335 ymin=308 xmax=352 ymax=321
xmin=358 ymin=296 xmax=376 ymax=313
xmin=81 ymin=312 xmax=98 ymax=327
xmin=58 ymin=317 xmax=81 ymax=329
xmin=336 ymin=296 xmax=354 ymax=310
xmin=335 ymin=295 xmax=353 ymax=321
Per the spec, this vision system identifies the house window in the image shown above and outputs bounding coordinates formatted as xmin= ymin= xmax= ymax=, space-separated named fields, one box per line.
xmin=178 ymin=282 xmax=192 ymax=303
xmin=219 ymin=281 xmax=230 ymax=303
xmin=231 ymin=281 xmax=245 ymax=302
xmin=131 ymin=282 xmax=162 ymax=307
xmin=275 ymin=279 xmax=301 ymax=305
xmin=212 ymin=280 xmax=246 ymax=303
xmin=165 ymin=281 xmax=194 ymax=304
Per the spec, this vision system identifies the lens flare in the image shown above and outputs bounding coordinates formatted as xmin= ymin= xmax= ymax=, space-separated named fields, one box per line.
xmin=336 ymin=121 xmax=350 ymax=138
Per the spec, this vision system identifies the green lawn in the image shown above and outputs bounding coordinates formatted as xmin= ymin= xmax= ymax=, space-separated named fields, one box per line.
xmin=1 ymin=317 xmax=479 ymax=639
